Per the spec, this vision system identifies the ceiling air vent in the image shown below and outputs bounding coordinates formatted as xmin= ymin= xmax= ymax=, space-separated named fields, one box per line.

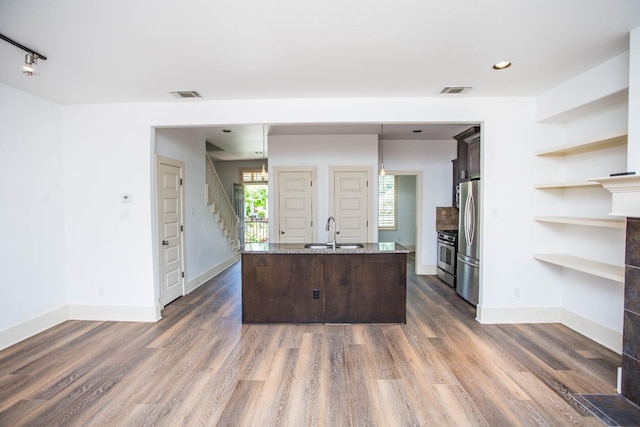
xmin=169 ymin=90 xmax=202 ymax=98
xmin=440 ymin=86 xmax=472 ymax=94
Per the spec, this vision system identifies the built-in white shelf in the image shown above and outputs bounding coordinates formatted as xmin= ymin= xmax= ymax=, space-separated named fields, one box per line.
xmin=535 ymin=133 xmax=627 ymax=157
xmin=533 ymin=253 xmax=624 ymax=283
xmin=534 ymin=181 xmax=601 ymax=190
xmin=534 ymin=216 xmax=626 ymax=229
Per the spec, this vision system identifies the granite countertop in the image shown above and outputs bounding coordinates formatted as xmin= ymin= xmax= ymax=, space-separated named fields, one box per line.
xmin=241 ymin=242 xmax=410 ymax=254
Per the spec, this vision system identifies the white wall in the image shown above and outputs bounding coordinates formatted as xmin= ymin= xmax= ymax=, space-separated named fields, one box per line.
xmin=629 ymin=26 xmax=640 ymax=172
xmin=536 ymin=52 xmax=629 ymax=123
xmin=155 ymin=128 xmax=237 ymax=289
xmin=62 ymin=104 xmax=158 ymax=320
xmin=0 ymin=84 xmax=67 ymax=345
xmin=479 ymin=101 xmax=564 ymax=314
xmin=268 ymin=134 xmax=378 ymax=243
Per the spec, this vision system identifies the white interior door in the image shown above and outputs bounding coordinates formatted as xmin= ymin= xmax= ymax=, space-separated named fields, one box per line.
xmin=332 ymin=169 xmax=369 ymax=243
xmin=277 ymin=171 xmax=313 ymax=243
xmin=157 ymin=157 xmax=184 ymax=307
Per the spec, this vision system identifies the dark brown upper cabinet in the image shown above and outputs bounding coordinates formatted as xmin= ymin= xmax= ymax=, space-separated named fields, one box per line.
xmin=454 ymin=126 xmax=481 ymax=183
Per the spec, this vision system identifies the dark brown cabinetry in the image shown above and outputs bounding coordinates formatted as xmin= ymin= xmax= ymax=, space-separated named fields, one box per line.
xmin=241 ymin=254 xmax=324 ymax=323
xmin=453 ymin=126 xmax=481 ymax=206
xmin=241 ymin=253 xmax=407 ymax=323
xmin=323 ymin=254 xmax=406 ymax=323
xmin=467 ymin=137 xmax=481 ymax=179
xmin=454 ymin=126 xmax=481 ymax=183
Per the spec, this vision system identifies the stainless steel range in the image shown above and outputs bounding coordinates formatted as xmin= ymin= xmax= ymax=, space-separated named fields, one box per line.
xmin=437 ymin=230 xmax=457 ymax=287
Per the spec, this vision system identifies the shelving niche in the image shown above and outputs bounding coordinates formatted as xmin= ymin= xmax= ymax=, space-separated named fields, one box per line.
xmin=534 ymin=181 xmax=600 ymax=190
xmin=533 ymin=253 xmax=624 ymax=283
xmin=534 ymin=133 xmax=627 ymax=282
xmin=534 ymin=216 xmax=625 ymax=229
xmin=534 ymin=133 xmax=627 ymax=157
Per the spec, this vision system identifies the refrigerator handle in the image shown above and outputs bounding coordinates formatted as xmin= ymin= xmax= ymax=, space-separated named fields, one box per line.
xmin=469 ymin=191 xmax=475 ymax=243
xmin=464 ymin=189 xmax=474 ymax=247
xmin=457 ymin=254 xmax=479 ymax=268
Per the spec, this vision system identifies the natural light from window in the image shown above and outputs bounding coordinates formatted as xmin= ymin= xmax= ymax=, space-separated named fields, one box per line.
xmin=378 ymin=175 xmax=397 ymax=230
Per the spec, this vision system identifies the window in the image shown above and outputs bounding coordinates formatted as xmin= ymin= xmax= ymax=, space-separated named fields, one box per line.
xmin=378 ymin=175 xmax=397 ymax=229
xmin=241 ymin=168 xmax=268 ymax=184
xmin=240 ymin=168 xmax=269 ymax=243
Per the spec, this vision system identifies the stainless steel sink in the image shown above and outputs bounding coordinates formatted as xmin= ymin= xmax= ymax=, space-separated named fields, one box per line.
xmin=303 ymin=243 xmax=364 ymax=249
xmin=336 ymin=244 xmax=364 ymax=249
xmin=304 ymin=243 xmax=332 ymax=249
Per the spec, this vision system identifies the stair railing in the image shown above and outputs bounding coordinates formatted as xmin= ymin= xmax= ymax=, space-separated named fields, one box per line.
xmin=205 ymin=154 xmax=240 ymax=250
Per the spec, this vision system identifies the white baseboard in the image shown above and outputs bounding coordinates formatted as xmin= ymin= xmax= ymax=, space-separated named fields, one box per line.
xmin=561 ymin=309 xmax=622 ymax=354
xmin=476 ymin=305 xmax=622 ymax=354
xmin=0 ymin=256 xmax=241 ymax=351
xmin=0 ymin=306 xmax=68 ymax=351
xmin=68 ymin=304 xmax=160 ymax=322
xmin=416 ymin=264 xmax=437 ymax=275
xmin=185 ymin=254 xmax=240 ymax=294
xmin=476 ymin=305 xmax=562 ymax=324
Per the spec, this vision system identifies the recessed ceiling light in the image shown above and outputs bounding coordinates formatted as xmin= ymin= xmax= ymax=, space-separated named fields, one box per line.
xmin=412 ymin=130 xmax=423 ymax=133
xmin=492 ymin=61 xmax=512 ymax=70
xmin=222 ymin=129 xmax=232 ymax=133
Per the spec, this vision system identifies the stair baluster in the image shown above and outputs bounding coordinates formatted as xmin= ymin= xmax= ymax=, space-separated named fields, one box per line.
xmin=205 ymin=154 xmax=240 ymax=251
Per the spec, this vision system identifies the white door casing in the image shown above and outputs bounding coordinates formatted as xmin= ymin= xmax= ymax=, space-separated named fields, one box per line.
xmin=378 ymin=170 xmax=423 ymax=268
xmin=274 ymin=168 xmax=317 ymax=243
xmin=330 ymin=167 xmax=373 ymax=243
xmin=157 ymin=157 xmax=185 ymax=307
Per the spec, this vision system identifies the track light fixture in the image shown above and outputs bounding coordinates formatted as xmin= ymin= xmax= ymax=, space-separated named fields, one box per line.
xmin=0 ymin=33 xmax=48 ymax=77
xmin=22 ymin=53 xmax=38 ymax=75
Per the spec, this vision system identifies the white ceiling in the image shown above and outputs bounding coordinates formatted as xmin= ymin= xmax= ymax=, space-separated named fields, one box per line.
xmin=2 ymin=0 xmax=640 ymax=159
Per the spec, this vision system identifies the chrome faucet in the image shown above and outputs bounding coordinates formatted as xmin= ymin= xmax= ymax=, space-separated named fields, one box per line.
xmin=326 ymin=216 xmax=337 ymax=250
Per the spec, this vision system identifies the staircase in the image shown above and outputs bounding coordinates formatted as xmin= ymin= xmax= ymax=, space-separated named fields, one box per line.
xmin=205 ymin=154 xmax=240 ymax=252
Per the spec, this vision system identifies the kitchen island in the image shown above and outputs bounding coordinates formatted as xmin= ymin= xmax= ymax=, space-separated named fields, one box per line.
xmin=241 ymin=242 xmax=409 ymax=324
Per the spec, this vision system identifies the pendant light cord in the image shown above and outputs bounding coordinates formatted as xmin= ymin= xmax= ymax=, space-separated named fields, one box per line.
xmin=261 ymin=124 xmax=267 ymax=178
xmin=379 ymin=123 xmax=386 ymax=176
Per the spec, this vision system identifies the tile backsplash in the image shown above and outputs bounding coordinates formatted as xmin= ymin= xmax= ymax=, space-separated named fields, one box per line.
xmin=436 ymin=207 xmax=459 ymax=231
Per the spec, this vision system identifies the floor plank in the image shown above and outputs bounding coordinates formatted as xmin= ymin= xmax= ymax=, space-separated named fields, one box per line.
xmin=0 ymin=256 xmax=621 ymax=426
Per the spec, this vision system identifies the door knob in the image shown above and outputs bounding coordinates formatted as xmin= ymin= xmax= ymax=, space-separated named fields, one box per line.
xmin=280 ymin=231 xmax=285 ymax=234
xmin=162 ymin=240 xmax=169 ymax=245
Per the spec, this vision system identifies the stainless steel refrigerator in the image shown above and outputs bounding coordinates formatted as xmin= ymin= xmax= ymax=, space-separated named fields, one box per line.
xmin=456 ymin=180 xmax=480 ymax=305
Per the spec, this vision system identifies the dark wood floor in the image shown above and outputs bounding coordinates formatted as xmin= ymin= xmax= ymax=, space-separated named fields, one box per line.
xmin=0 ymin=257 xmax=620 ymax=426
